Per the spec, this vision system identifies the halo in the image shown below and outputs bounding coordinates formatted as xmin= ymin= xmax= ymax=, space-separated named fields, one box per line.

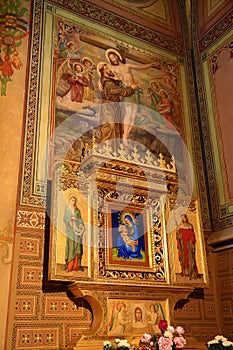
xmin=149 ymin=79 xmax=159 ymax=86
xmin=174 ymin=206 xmax=189 ymax=222
xmin=66 ymin=41 xmax=78 ymax=50
xmin=68 ymin=195 xmax=77 ymax=202
xmin=163 ymin=75 xmax=171 ymax=81
xmin=117 ymin=302 xmax=126 ymax=311
xmin=96 ymin=61 xmax=108 ymax=76
xmin=64 ymin=190 xmax=78 ymax=205
xmin=81 ymin=56 xmax=93 ymax=66
xmin=159 ymin=88 xmax=168 ymax=96
xmin=106 ymin=48 xmax=122 ymax=63
xmin=73 ymin=62 xmax=84 ymax=71
xmin=121 ymin=212 xmax=135 ymax=224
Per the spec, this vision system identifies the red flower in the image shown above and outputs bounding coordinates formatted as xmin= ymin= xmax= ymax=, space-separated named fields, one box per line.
xmin=158 ymin=320 xmax=168 ymax=331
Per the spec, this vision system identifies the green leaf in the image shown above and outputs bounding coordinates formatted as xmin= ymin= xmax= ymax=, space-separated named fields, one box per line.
xmin=16 ymin=7 xmax=27 ymax=17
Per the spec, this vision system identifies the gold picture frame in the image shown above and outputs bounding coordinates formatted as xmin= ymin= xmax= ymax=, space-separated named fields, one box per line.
xmin=48 ymin=170 xmax=93 ymax=282
xmin=48 ymin=166 xmax=171 ymax=287
xmin=166 ymin=196 xmax=209 ymax=286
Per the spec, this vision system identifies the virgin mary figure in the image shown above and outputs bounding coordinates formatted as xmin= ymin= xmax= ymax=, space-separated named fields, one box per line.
xmin=116 ymin=213 xmax=144 ymax=259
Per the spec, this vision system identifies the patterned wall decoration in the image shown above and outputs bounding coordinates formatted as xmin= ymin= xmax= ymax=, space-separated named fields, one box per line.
xmin=0 ymin=0 xmax=29 ymax=96
xmin=0 ymin=219 xmax=13 ymax=264
xmin=178 ymin=0 xmax=211 ymax=231
xmin=14 ymin=324 xmax=61 ymax=349
xmin=17 ymin=210 xmax=45 ymax=229
xmin=198 ymin=34 xmax=233 ymax=229
xmin=209 ymin=40 xmax=233 ymax=204
xmin=19 ymin=234 xmax=41 ymax=260
xmin=214 ymin=249 xmax=233 ymax=340
xmin=174 ymin=241 xmax=219 ymax=343
xmin=198 ymin=0 xmax=232 ymax=38
xmin=191 ymin=2 xmax=233 ymax=231
xmin=8 ymin=216 xmax=92 ymax=350
xmin=19 ymin=0 xmax=44 ymax=207
xmin=15 ymin=293 xmax=38 ymax=319
xmin=51 ymin=0 xmax=184 ymax=54
xmin=192 ymin=1 xmax=232 ymax=339
xmin=198 ymin=8 xmax=233 ymax=52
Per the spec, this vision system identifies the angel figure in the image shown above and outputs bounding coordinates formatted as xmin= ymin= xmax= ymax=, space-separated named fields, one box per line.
xmin=60 ymin=40 xmax=84 ymax=60
xmin=56 ymin=61 xmax=90 ymax=102
xmin=81 ymin=56 xmax=96 ymax=101
xmin=109 ymin=302 xmax=130 ymax=335
xmin=146 ymin=303 xmax=165 ymax=333
xmin=67 ymin=62 xmax=89 ymax=102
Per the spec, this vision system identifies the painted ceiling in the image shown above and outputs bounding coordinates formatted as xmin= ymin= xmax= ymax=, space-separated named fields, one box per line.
xmin=88 ymin=0 xmax=232 ymax=42
xmin=88 ymin=0 xmax=182 ymax=39
xmin=198 ymin=0 xmax=232 ymax=36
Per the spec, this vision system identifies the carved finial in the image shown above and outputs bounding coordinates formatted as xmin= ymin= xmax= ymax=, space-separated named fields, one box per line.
xmin=145 ymin=150 xmax=154 ymax=165
xmin=84 ymin=143 xmax=91 ymax=155
xmin=158 ymin=153 xmax=166 ymax=169
xmin=170 ymin=156 xmax=176 ymax=172
xmin=105 ymin=140 xmax=113 ymax=156
xmin=92 ymin=135 xmax=97 ymax=148
xmin=132 ymin=146 xmax=140 ymax=162
xmin=118 ymin=144 xmax=128 ymax=159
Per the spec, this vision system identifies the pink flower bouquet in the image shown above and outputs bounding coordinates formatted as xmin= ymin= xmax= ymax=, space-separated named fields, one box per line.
xmin=103 ymin=320 xmax=186 ymax=350
xmin=138 ymin=320 xmax=186 ymax=350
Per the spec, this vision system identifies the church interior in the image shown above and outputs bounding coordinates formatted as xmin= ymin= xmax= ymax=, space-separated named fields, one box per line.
xmin=0 ymin=0 xmax=233 ymax=349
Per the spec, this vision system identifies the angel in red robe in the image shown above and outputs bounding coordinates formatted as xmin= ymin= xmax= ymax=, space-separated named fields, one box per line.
xmin=68 ymin=63 xmax=89 ymax=103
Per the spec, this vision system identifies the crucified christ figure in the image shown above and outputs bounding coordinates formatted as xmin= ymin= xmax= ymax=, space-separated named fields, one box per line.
xmin=106 ymin=48 xmax=161 ymax=146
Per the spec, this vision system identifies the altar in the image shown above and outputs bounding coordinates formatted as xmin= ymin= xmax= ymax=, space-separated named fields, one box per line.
xmin=47 ymin=140 xmax=208 ymax=350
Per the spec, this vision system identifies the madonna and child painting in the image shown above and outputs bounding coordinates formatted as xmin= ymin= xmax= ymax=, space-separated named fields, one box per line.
xmin=108 ymin=209 xmax=150 ymax=269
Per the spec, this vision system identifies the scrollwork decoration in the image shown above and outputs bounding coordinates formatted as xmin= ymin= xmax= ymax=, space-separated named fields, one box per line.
xmin=0 ymin=0 xmax=29 ymax=95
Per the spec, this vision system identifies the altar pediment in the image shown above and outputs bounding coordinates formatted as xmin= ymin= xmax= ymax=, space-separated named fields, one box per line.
xmin=79 ymin=141 xmax=178 ymax=194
